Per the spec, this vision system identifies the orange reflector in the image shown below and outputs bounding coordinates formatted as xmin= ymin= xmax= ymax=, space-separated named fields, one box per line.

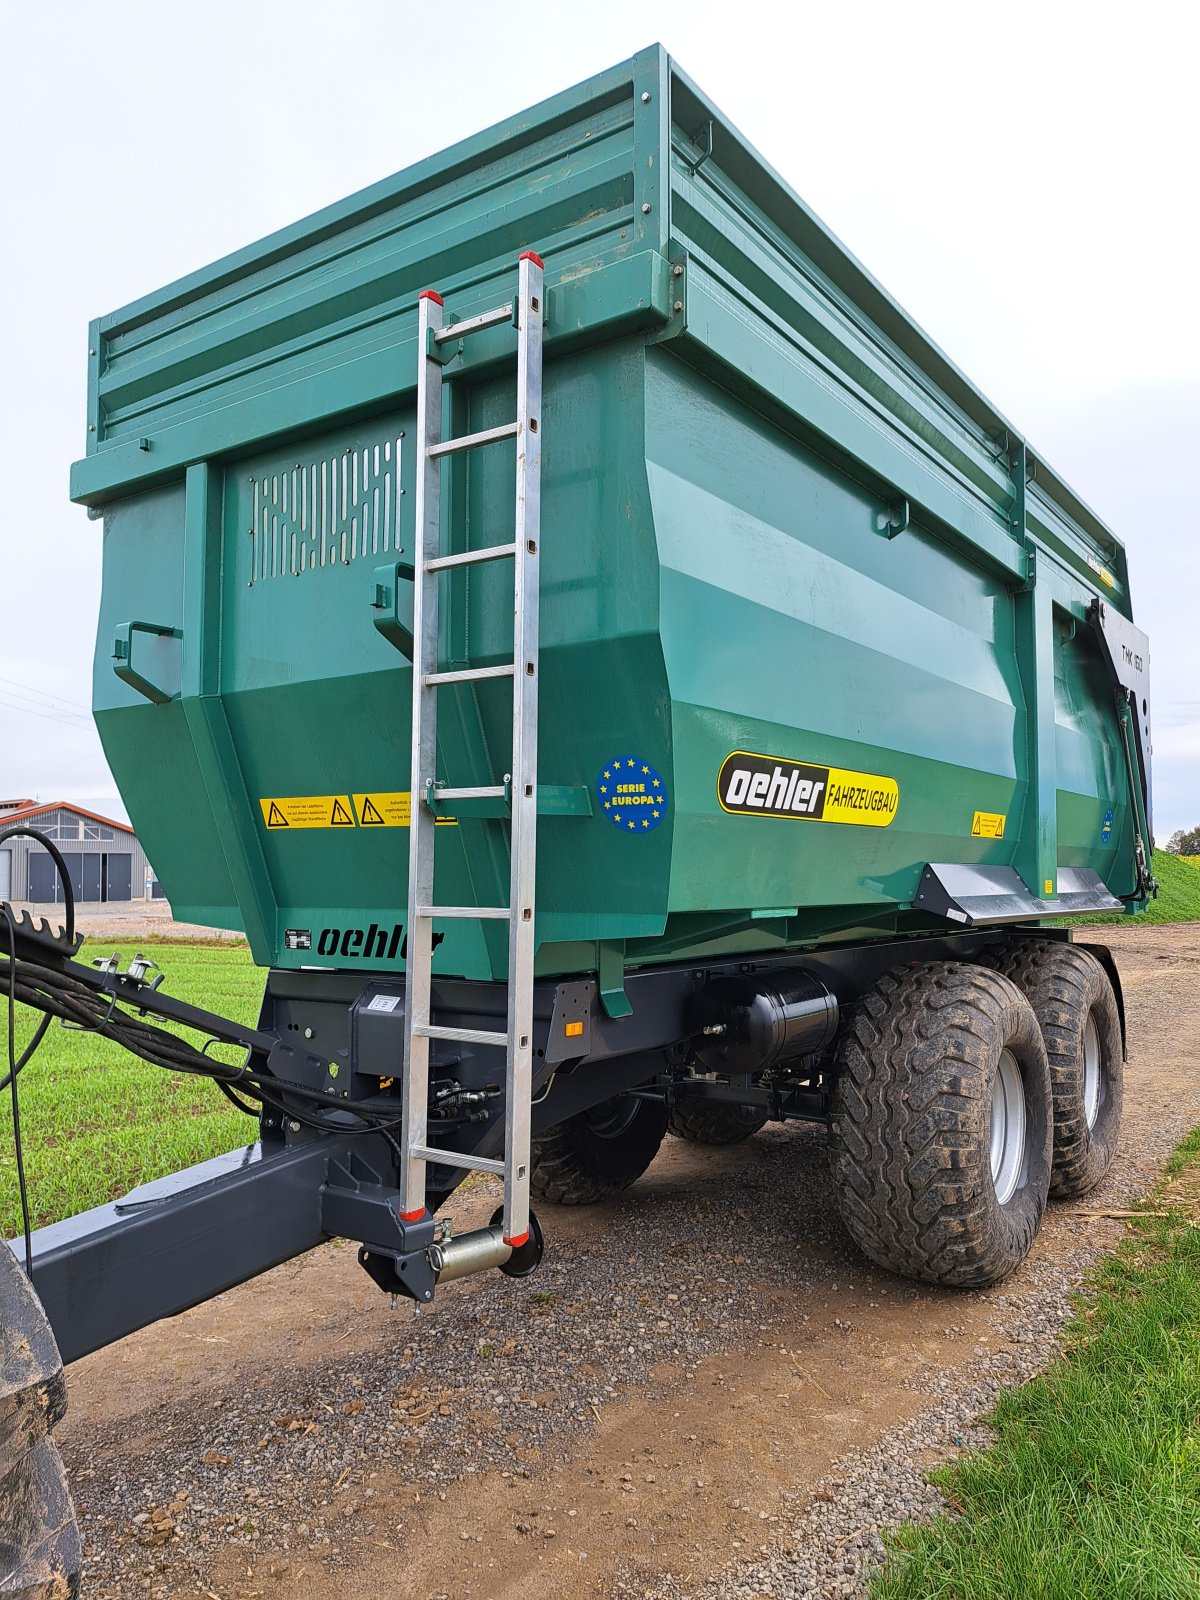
xmin=505 ymin=1231 xmax=530 ymax=1248
xmin=564 ymin=1020 xmax=584 ymax=1038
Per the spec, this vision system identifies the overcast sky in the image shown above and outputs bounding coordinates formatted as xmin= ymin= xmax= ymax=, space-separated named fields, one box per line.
xmin=1 ymin=0 xmax=1196 ymax=841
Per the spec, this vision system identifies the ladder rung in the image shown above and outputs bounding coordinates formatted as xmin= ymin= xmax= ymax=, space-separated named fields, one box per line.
xmin=431 ymin=785 xmax=506 ymax=801
xmin=433 ymin=304 xmax=513 ymax=342
xmin=426 ymin=543 xmax=517 ymax=572
xmin=410 ymin=1146 xmax=507 ymax=1177
xmin=417 ymin=905 xmax=511 ymax=920
xmin=424 ymin=664 xmax=514 ymax=686
xmin=428 ymin=421 xmax=518 ymax=459
xmin=414 ymin=1023 xmax=507 ymax=1046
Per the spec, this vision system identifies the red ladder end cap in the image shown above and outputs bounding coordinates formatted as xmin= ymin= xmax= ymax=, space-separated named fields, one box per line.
xmin=504 ymin=1230 xmax=531 ymax=1248
xmin=399 ymin=1207 xmax=426 ymax=1222
xmin=419 ymin=289 xmax=444 ymax=305
xmin=518 ymin=251 xmax=545 ymax=269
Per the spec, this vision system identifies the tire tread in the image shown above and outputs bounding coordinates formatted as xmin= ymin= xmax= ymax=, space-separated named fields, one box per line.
xmin=829 ymin=962 xmax=1052 ymax=1288
xmin=667 ymin=1100 xmax=768 ymax=1147
xmin=1 ymin=1251 xmax=80 ymax=1597
xmin=530 ymin=1099 xmax=668 ymax=1206
xmin=981 ymin=940 xmax=1123 ymax=1197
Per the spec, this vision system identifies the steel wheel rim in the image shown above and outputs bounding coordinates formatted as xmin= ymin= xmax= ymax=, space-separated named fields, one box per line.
xmin=990 ymin=1048 xmax=1027 ymax=1206
xmin=1083 ymin=1012 xmax=1102 ymax=1129
xmin=584 ymin=1095 xmax=641 ymax=1140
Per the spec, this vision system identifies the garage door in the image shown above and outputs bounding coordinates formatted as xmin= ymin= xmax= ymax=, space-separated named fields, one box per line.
xmin=104 ymin=853 xmax=132 ymax=902
xmin=28 ymin=852 xmax=95 ymax=903
xmin=0 ymin=850 xmax=10 ymax=900
xmin=28 ymin=851 xmax=63 ymax=902
xmin=81 ymin=855 xmax=102 ymax=902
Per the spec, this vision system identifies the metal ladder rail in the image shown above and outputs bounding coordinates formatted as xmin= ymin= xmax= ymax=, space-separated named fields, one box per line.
xmin=400 ymin=252 xmax=544 ymax=1251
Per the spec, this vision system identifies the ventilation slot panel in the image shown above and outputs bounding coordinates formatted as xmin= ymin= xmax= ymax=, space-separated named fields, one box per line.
xmin=247 ymin=434 xmax=404 ymax=584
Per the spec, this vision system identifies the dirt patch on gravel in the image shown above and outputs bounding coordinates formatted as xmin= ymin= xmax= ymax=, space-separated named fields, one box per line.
xmin=11 ymin=900 xmax=245 ymax=944
xmin=58 ymin=924 xmax=1200 ymax=1599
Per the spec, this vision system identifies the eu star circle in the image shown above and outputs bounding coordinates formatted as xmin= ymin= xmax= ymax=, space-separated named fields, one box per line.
xmin=596 ymin=755 xmax=668 ymax=834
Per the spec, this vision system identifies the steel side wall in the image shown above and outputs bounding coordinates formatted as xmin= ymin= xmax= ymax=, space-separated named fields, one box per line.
xmin=94 ymin=336 xmax=1132 ymax=973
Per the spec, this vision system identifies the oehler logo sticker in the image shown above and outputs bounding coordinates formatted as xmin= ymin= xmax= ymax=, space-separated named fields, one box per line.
xmin=717 ymin=751 xmax=898 ymax=827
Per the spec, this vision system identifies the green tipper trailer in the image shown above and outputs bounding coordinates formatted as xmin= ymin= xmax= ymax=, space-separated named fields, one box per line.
xmin=77 ymin=51 xmax=1150 ymax=975
xmin=1 ymin=46 xmax=1152 ymax=1588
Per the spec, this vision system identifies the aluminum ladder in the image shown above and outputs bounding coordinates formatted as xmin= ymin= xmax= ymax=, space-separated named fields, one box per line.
xmin=400 ymin=252 xmax=544 ymax=1250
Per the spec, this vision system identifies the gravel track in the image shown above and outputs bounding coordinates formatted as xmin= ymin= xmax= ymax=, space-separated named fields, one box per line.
xmin=11 ymin=900 xmax=246 ymax=944
xmin=622 ymin=1061 xmax=1190 ymax=1600
xmin=56 ymin=924 xmax=1200 ymax=1599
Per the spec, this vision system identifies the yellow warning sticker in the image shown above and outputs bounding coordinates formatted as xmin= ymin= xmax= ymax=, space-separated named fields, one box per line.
xmin=355 ymin=792 xmax=410 ymax=827
xmin=259 ymin=795 xmax=356 ymax=830
xmin=353 ymin=793 xmax=457 ymax=828
xmin=971 ymin=810 xmax=1007 ymax=840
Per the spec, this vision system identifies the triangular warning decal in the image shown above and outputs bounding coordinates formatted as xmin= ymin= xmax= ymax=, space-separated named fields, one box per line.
xmin=360 ymin=796 xmax=385 ymax=826
xmin=971 ymin=816 xmax=981 ymax=835
xmin=330 ymin=798 xmax=355 ymax=827
xmin=267 ymin=803 xmax=289 ymax=828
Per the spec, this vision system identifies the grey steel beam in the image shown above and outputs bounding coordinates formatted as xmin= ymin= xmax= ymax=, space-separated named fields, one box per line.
xmin=16 ymin=1139 xmax=345 ymax=1365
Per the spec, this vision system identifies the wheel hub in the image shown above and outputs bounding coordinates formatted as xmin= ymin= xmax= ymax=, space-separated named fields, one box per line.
xmin=990 ymin=1048 xmax=1027 ymax=1205
xmin=583 ymin=1095 xmax=642 ymax=1140
xmin=1083 ymin=1012 xmax=1102 ymax=1129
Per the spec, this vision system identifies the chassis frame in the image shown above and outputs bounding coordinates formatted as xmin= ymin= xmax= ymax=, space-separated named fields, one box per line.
xmin=3 ymin=908 xmax=1122 ymax=1364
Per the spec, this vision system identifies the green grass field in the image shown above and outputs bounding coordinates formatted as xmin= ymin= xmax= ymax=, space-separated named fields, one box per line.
xmin=871 ymin=1129 xmax=1200 ymax=1599
xmin=0 ymin=941 xmax=260 ymax=1240
xmin=1071 ymin=849 xmax=1200 ymax=926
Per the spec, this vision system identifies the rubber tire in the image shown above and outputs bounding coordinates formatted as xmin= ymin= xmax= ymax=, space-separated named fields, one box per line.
xmin=668 ymin=1099 xmax=768 ymax=1146
xmin=829 ymin=962 xmax=1053 ymax=1288
xmin=530 ymin=1096 xmax=669 ymax=1205
xmin=1 ymin=1249 xmax=81 ymax=1598
xmin=982 ymin=939 xmax=1124 ymax=1198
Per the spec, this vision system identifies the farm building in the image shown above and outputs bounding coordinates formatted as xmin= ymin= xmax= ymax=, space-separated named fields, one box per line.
xmin=0 ymin=800 xmax=156 ymax=903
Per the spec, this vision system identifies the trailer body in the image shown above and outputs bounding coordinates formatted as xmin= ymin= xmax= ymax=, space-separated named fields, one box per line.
xmin=72 ymin=47 xmax=1152 ymax=983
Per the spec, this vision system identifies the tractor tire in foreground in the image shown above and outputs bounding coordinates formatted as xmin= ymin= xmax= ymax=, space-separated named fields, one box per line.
xmin=530 ymin=1095 xmax=669 ymax=1205
xmin=983 ymin=939 xmax=1124 ymax=1198
xmin=1 ymin=1247 xmax=81 ymax=1599
xmin=830 ymin=962 xmax=1053 ymax=1289
xmin=668 ymin=1098 xmax=768 ymax=1146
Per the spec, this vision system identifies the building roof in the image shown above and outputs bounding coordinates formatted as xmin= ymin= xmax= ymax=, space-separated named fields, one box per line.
xmin=1 ymin=801 xmax=134 ymax=835
xmin=0 ymin=799 xmax=36 ymax=811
